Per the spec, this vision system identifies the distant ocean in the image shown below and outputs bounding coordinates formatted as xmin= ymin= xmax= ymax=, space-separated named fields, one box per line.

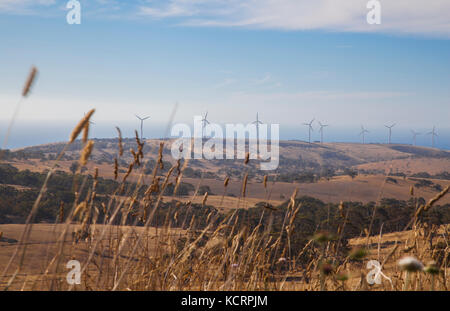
xmin=1 ymin=120 xmax=449 ymax=150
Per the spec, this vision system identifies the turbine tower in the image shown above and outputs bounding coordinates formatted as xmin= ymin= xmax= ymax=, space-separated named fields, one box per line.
xmin=359 ymin=126 xmax=369 ymax=144
xmin=427 ymin=126 xmax=438 ymax=148
xmin=318 ymin=121 xmax=328 ymax=144
xmin=385 ymin=123 xmax=396 ymax=144
xmin=252 ymin=112 xmax=263 ymax=139
xmin=135 ymin=115 xmax=150 ymax=139
xmin=303 ymin=119 xmax=315 ymax=144
xmin=201 ymin=111 xmax=210 ymax=139
xmin=411 ymin=130 xmax=421 ymax=146
xmin=252 ymin=112 xmax=263 ymax=148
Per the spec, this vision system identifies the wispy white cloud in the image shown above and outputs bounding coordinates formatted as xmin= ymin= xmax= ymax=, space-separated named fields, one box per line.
xmin=0 ymin=0 xmax=56 ymax=14
xmin=3 ymin=0 xmax=449 ymax=37
xmin=253 ymin=73 xmax=272 ymax=85
xmin=138 ymin=2 xmax=195 ymax=18
xmin=228 ymin=90 xmax=411 ymax=103
xmin=214 ymin=78 xmax=236 ymax=89
xmin=138 ymin=0 xmax=450 ymax=37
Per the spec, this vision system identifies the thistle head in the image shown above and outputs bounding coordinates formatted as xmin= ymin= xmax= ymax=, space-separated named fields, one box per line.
xmin=349 ymin=247 xmax=368 ymax=261
xmin=424 ymin=261 xmax=440 ymax=275
xmin=320 ymin=262 xmax=334 ymax=276
xmin=312 ymin=231 xmax=335 ymax=245
xmin=398 ymin=256 xmax=424 ymax=272
xmin=336 ymin=272 xmax=349 ymax=282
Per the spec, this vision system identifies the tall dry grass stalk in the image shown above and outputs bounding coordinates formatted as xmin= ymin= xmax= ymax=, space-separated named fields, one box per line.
xmin=1 ymin=66 xmax=39 ymax=156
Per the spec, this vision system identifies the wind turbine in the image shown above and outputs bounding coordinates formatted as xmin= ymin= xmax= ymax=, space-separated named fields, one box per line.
xmin=252 ymin=112 xmax=263 ymax=142
xmin=411 ymin=130 xmax=421 ymax=146
xmin=318 ymin=121 xmax=328 ymax=144
xmin=427 ymin=126 xmax=438 ymax=148
xmin=385 ymin=123 xmax=396 ymax=144
xmin=303 ymin=118 xmax=315 ymax=143
xmin=201 ymin=111 xmax=210 ymax=139
xmin=360 ymin=126 xmax=369 ymax=144
xmin=135 ymin=115 xmax=150 ymax=139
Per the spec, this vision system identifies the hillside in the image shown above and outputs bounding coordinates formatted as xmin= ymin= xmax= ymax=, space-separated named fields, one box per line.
xmin=2 ymin=139 xmax=449 ymax=207
xmin=6 ymin=138 xmax=450 ymax=175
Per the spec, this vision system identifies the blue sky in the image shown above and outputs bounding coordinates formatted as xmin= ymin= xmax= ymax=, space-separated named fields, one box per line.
xmin=0 ymin=0 xmax=449 ymax=148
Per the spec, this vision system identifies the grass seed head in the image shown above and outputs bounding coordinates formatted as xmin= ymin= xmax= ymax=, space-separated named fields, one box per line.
xmin=79 ymin=140 xmax=94 ymax=166
xmin=82 ymin=122 xmax=90 ymax=143
xmin=22 ymin=66 xmax=38 ymax=97
xmin=242 ymin=173 xmax=248 ymax=197
xmin=202 ymin=192 xmax=208 ymax=206
xmin=116 ymin=126 xmax=124 ymax=156
xmin=114 ymin=158 xmax=118 ymax=180
xmin=70 ymin=109 xmax=95 ymax=144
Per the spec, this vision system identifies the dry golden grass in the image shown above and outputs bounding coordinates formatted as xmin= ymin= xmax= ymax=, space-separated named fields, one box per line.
xmin=1 ymin=73 xmax=449 ymax=291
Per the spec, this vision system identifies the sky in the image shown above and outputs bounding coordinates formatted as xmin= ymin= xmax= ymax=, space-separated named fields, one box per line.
xmin=0 ymin=0 xmax=449 ymax=149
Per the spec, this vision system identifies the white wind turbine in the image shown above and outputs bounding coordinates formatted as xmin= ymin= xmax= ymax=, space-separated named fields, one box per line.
xmin=135 ymin=115 xmax=150 ymax=139
xmin=411 ymin=130 xmax=421 ymax=146
xmin=201 ymin=111 xmax=210 ymax=139
xmin=385 ymin=123 xmax=396 ymax=144
xmin=303 ymin=118 xmax=315 ymax=143
xmin=360 ymin=126 xmax=369 ymax=144
xmin=318 ymin=121 xmax=328 ymax=144
xmin=427 ymin=126 xmax=438 ymax=148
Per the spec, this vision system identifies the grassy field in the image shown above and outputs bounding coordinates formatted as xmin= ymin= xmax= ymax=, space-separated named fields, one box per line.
xmin=1 ymin=222 xmax=448 ymax=291
xmin=1 ymin=103 xmax=449 ymax=291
